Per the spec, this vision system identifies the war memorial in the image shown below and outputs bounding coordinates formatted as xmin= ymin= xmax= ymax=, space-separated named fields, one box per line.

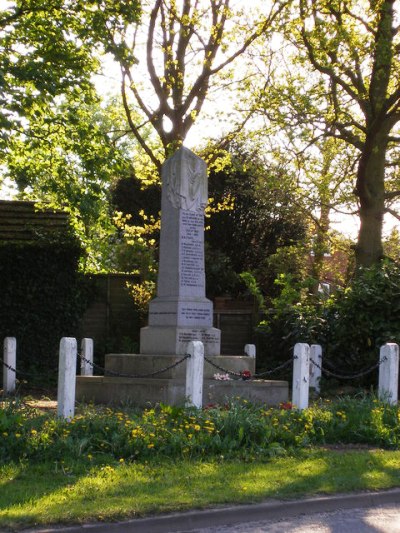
xmin=76 ymin=148 xmax=288 ymax=406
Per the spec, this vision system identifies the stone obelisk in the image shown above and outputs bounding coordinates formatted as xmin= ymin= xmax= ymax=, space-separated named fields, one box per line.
xmin=140 ymin=147 xmax=221 ymax=356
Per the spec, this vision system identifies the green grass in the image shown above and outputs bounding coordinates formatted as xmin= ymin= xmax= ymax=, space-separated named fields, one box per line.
xmin=1 ymin=450 xmax=400 ymax=529
xmin=2 ymin=395 xmax=400 ymax=465
xmin=1 ymin=394 xmax=400 ymax=529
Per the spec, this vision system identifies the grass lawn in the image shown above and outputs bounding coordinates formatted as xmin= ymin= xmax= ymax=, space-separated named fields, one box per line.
xmin=1 ymin=448 xmax=400 ymax=530
xmin=1 ymin=394 xmax=400 ymax=530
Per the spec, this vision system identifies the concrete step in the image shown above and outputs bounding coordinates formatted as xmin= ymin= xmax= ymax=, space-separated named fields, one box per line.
xmin=104 ymin=353 xmax=255 ymax=380
xmin=76 ymin=375 xmax=288 ymax=407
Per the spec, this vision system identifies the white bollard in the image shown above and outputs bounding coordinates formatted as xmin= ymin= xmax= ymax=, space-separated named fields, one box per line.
xmin=292 ymin=343 xmax=310 ymax=410
xmin=3 ymin=337 xmax=17 ymax=394
xmin=244 ymin=344 xmax=256 ymax=358
xmin=80 ymin=338 xmax=94 ymax=376
xmin=57 ymin=337 xmax=77 ymax=420
xmin=310 ymin=344 xmax=322 ymax=394
xmin=185 ymin=341 xmax=204 ymax=408
xmin=378 ymin=343 xmax=399 ymax=405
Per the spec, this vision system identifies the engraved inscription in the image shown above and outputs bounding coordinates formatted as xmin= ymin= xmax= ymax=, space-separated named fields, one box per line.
xmin=180 ymin=210 xmax=204 ymax=290
xmin=180 ymin=307 xmax=211 ymax=321
xmin=178 ymin=331 xmax=220 ymax=345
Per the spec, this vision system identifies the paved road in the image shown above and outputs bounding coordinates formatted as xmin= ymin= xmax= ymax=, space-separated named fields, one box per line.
xmin=30 ymin=489 xmax=400 ymax=533
xmin=187 ymin=504 xmax=400 ymax=532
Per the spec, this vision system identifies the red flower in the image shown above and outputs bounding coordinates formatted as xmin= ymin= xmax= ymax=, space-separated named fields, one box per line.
xmin=280 ymin=402 xmax=293 ymax=410
xmin=241 ymin=370 xmax=252 ymax=381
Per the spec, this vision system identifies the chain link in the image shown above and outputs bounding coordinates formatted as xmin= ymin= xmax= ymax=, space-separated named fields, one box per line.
xmin=79 ymin=353 xmax=190 ymax=379
xmin=0 ymin=358 xmax=34 ymax=378
xmin=310 ymin=356 xmax=386 ymax=380
xmin=204 ymin=355 xmax=296 ymax=379
xmin=253 ymin=357 xmax=295 ymax=377
xmin=0 ymin=358 xmax=16 ymax=373
xmin=204 ymin=356 xmax=242 ymax=377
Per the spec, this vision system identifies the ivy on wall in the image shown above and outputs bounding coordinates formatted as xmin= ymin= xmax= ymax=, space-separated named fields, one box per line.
xmin=0 ymin=231 xmax=93 ymax=384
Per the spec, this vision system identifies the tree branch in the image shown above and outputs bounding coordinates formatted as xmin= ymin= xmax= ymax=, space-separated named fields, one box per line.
xmin=121 ymin=74 xmax=162 ymax=172
xmin=147 ymin=0 xmax=171 ymax=116
xmin=385 ymin=207 xmax=400 ymax=220
xmin=299 ymin=0 xmax=368 ymax=111
xmin=384 ymin=190 xmax=400 ymax=200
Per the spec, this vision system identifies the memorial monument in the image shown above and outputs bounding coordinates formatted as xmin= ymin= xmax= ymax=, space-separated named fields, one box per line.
xmin=140 ymin=147 xmax=221 ymax=356
xmin=76 ymin=147 xmax=288 ymax=407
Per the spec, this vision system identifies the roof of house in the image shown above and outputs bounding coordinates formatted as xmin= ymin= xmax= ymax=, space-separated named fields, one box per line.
xmin=0 ymin=200 xmax=69 ymax=242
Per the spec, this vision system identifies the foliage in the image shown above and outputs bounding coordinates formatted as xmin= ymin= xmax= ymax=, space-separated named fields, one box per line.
xmin=288 ymin=0 xmax=400 ymax=267
xmin=0 ymin=230 xmax=93 ymax=380
xmin=108 ymin=0 xmax=286 ymax=166
xmin=322 ymin=260 xmax=400 ymax=377
xmin=1 ymin=395 xmax=400 ymax=466
xmin=0 ymin=0 xmax=140 ymax=147
xmin=4 ymin=94 xmax=137 ymax=271
xmin=257 ymin=260 xmax=400 ymax=382
xmin=239 ymin=272 xmax=266 ymax=313
xmin=206 ymin=146 xmax=309 ymax=299
xmin=0 ymin=2 xmax=141 ymax=271
xmin=256 ymin=273 xmax=325 ymax=376
xmin=384 ymin=228 xmax=400 ymax=262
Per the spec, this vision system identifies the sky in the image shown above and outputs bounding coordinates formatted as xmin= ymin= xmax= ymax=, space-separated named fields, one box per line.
xmin=1 ymin=0 xmax=398 ymax=241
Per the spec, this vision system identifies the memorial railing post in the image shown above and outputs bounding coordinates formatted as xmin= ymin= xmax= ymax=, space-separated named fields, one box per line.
xmin=57 ymin=337 xmax=77 ymax=420
xmin=292 ymin=343 xmax=310 ymax=410
xmin=378 ymin=343 xmax=399 ymax=405
xmin=3 ymin=337 xmax=16 ymax=394
xmin=185 ymin=341 xmax=204 ymax=408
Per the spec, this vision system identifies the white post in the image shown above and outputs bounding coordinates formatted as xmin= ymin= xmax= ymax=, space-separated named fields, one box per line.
xmin=292 ymin=343 xmax=310 ymax=410
xmin=244 ymin=344 xmax=256 ymax=358
xmin=3 ymin=337 xmax=17 ymax=394
xmin=57 ymin=337 xmax=77 ymax=420
xmin=80 ymin=338 xmax=93 ymax=376
xmin=378 ymin=343 xmax=399 ymax=405
xmin=185 ymin=341 xmax=204 ymax=408
xmin=310 ymin=344 xmax=322 ymax=394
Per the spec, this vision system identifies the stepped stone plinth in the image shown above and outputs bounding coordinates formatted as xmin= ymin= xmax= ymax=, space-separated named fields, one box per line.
xmin=76 ymin=148 xmax=288 ymax=407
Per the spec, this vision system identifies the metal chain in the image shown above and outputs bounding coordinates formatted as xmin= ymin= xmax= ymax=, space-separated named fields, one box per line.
xmin=0 ymin=357 xmax=34 ymax=377
xmin=310 ymin=356 xmax=386 ymax=380
xmin=79 ymin=353 xmax=190 ymax=379
xmin=253 ymin=357 xmax=295 ymax=377
xmin=204 ymin=355 xmax=296 ymax=379
xmin=0 ymin=358 xmax=16 ymax=373
xmin=204 ymin=356 xmax=242 ymax=377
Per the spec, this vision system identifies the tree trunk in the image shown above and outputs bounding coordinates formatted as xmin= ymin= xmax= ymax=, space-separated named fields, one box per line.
xmin=355 ymin=133 xmax=387 ymax=268
xmin=311 ymin=203 xmax=331 ymax=292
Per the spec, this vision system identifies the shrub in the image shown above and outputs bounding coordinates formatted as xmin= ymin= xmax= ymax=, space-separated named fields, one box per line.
xmin=1 ymin=396 xmax=399 ymax=465
xmin=322 ymin=260 xmax=400 ymax=379
xmin=0 ymin=230 xmax=93 ymax=382
xmin=256 ymin=261 xmax=400 ymax=386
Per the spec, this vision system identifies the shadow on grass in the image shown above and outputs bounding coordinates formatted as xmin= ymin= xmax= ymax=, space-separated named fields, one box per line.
xmin=1 ymin=449 xmax=400 ymax=529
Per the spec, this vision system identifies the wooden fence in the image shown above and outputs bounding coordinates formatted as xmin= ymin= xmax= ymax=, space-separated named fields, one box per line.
xmin=0 ymin=200 xmax=69 ymax=241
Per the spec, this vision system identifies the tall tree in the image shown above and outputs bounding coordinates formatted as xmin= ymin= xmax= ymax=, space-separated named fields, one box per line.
xmin=206 ymin=143 xmax=308 ymax=298
xmin=105 ymin=0 xmax=286 ymax=170
xmin=291 ymin=0 xmax=400 ymax=268
xmin=0 ymin=1 xmax=141 ymax=269
xmin=0 ymin=1 xmax=139 ymax=147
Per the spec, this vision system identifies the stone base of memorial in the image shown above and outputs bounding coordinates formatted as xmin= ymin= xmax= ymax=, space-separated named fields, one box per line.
xmin=140 ymin=295 xmax=221 ymax=355
xmin=76 ymin=148 xmax=288 ymax=407
xmin=76 ymin=353 xmax=289 ymax=407
xmin=140 ymin=326 xmax=221 ymax=356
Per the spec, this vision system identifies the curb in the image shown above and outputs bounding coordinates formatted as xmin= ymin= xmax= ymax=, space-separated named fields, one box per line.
xmin=28 ymin=488 xmax=400 ymax=533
